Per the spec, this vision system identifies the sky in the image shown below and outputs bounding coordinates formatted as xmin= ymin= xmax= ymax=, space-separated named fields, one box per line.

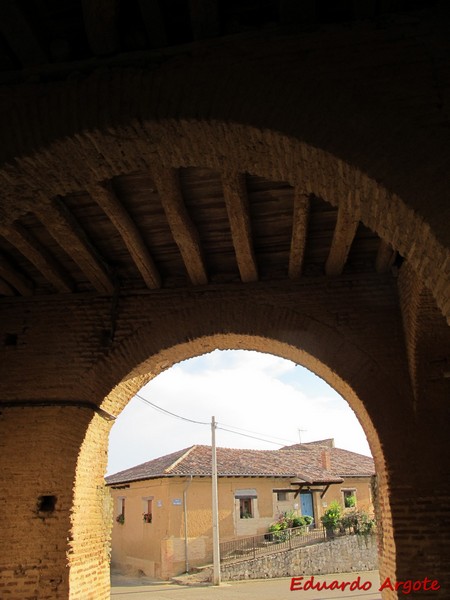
xmin=107 ymin=349 xmax=372 ymax=475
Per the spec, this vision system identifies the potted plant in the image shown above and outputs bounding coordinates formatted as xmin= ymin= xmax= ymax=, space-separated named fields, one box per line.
xmin=320 ymin=501 xmax=342 ymax=538
xmin=143 ymin=512 xmax=152 ymax=523
xmin=116 ymin=514 xmax=125 ymax=525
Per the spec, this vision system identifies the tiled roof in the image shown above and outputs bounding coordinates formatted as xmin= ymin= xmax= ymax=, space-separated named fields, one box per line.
xmin=281 ymin=442 xmax=375 ymax=478
xmin=106 ymin=442 xmax=374 ymax=486
xmin=105 ymin=447 xmax=192 ymax=485
xmin=302 ymin=438 xmax=335 ymax=448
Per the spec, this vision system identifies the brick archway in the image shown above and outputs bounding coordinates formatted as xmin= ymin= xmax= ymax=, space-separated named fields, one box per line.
xmin=67 ymin=291 xmax=408 ymax=599
xmin=0 ymin=33 xmax=449 ymax=599
xmin=0 ymin=74 xmax=448 ymax=320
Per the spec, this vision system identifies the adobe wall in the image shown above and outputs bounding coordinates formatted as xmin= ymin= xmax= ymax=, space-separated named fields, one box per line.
xmin=109 ymin=473 xmax=374 ymax=580
xmin=321 ymin=477 xmax=373 ymax=516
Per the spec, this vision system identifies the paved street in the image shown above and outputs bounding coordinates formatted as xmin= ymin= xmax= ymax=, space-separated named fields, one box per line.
xmin=111 ymin=570 xmax=381 ymax=599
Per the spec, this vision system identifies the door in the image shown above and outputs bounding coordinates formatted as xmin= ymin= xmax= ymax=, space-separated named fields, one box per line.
xmin=300 ymin=492 xmax=314 ymax=523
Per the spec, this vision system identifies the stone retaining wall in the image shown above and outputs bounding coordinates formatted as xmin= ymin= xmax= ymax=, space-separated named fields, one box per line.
xmin=219 ymin=534 xmax=378 ymax=581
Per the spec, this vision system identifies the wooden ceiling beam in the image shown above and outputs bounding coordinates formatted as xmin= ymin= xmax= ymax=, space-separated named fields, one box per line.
xmin=137 ymin=0 xmax=167 ymax=47
xmin=81 ymin=0 xmax=118 ymax=56
xmin=152 ymin=167 xmax=208 ymax=286
xmin=325 ymin=205 xmax=359 ymax=276
xmin=1 ymin=222 xmax=74 ymax=293
xmin=34 ymin=197 xmax=114 ymax=294
xmin=222 ymin=171 xmax=258 ymax=283
xmin=189 ymin=0 xmax=219 ymax=40
xmin=289 ymin=191 xmax=310 ymax=279
xmin=90 ymin=183 xmax=161 ymax=289
xmin=0 ymin=1 xmax=47 ymax=66
xmin=0 ymin=278 xmax=15 ymax=296
xmin=375 ymin=239 xmax=397 ymax=274
xmin=0 ymin=252 xmax=34 ymax=296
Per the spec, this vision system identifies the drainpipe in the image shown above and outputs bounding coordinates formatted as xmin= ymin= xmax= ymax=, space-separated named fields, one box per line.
xmin=183 ymin=475 xmax=193 ymax=573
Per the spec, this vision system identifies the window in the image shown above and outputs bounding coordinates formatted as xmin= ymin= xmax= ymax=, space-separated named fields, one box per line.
xmin=342 ymin=490 xmax=357 ymax=508
xmin=143 ymin=498 xmax=153 ymax=523
xmin=276 ymin=491 xmax=288 ymax=501
xmin=116 ymin=497 xmax=125 ymax=524
xmin=239 ymin=497 xmax=253 ymax=518
xmin=235 ymin=489 xmax=257 ymax=519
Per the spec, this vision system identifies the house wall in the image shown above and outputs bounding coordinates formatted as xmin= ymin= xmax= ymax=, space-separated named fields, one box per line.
xmin=321 ymin=477 xmax=373 ymax=516
xmin=109 ymin=474 xmax=374 ymax=579
xmin=109 ymin=479 xmax=170 ymax=578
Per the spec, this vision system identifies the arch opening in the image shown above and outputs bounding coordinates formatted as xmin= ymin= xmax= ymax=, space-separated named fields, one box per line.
xmin=70 ymin=332 xmax=394 ymax=598
xmin=106 ymin=348 xmax=373 ymax=476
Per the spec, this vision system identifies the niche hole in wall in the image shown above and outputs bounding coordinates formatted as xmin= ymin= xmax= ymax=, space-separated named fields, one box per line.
xmin=4 ymin=333 xmax=18 ymax=346
xmin=38 ymin=495 xmax=57 ymax=513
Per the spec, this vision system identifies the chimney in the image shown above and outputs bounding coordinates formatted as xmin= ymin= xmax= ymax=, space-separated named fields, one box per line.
xmin=321 ymin=448 xmax=331 ymax=471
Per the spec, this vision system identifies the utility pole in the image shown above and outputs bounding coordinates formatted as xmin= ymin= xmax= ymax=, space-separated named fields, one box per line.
xmin=211 ymin=416 xmax=221 ymax=585
xmin=298 ymin=428 xmax=307 ymax=443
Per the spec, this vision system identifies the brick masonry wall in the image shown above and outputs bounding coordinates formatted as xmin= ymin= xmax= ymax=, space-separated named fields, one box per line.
xmin=219 ymin=534 xmax=379 ymax=581
xmin=0 ymin=16 xmax=448 ymax=597
xmin=0 ymin=20 xmax=448 ymax=318
xmin=0 ymin=407 xmax=93 ymax=599
xmin=0 ymin=274 xmax=448 ymax=598
xmin=68 ymin=414 xmax=113 ymax=600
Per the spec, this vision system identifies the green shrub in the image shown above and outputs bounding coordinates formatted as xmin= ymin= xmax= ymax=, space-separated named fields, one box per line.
xmin=336 ymin=509 xmax=375 ymax=536
xmin=344 ymin=494 xmax=356 ymax=508
xmin=267 ymin=511 xmax=312 ymax=541
xmin=320 ymin=501 xmax=342 ymax=529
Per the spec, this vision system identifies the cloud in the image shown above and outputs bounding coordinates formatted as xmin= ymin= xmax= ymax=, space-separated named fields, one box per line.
xmin=107 ymin=350 xmax=371 ymax=475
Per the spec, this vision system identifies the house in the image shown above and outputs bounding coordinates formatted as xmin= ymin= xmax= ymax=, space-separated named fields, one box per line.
xmin=106 ymin=439 xmax=374 ymax=579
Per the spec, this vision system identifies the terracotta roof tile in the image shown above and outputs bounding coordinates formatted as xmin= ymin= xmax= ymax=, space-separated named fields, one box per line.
xmin=281 ymin=443 xmax=375 ymax=477
xmin=106 ymin=441 xmax=374 ymax=485
xmin=105 ymin=447 xmax=193 ymax=485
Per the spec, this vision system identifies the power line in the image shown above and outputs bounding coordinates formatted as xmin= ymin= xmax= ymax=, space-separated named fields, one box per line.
xmin=218 ymin=422 xmax=296 ymax=445
xmin=216 ymin=426 xmax=287 ymax=446
xmin=135 ymin=393 xmax=209 ymax=425
xmin=135 ymin=393 xmax=299 ymax=447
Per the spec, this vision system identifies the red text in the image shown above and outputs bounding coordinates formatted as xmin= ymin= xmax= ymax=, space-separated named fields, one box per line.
xmin=290 ymin=575 xmax=372 ymax=592
xmin=379 ymin=577 xmax=440 ymax=595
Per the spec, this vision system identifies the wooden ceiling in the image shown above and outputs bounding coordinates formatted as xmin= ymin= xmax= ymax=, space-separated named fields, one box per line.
xmin=0 ymin=167 xmax=397 ymax=298
xmin=1 ymin=0 xmax=423 ymax=299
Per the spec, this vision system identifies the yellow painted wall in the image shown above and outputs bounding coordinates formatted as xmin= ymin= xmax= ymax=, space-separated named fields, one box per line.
xmin=108 ymin=475 xmax=373 ymax=578
xmin=321 ymin=477 xmax=373 ymax=514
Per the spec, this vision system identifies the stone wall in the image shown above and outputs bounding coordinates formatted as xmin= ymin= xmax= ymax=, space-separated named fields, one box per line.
xmin=220 ymin=535 xmax=378 ymax=581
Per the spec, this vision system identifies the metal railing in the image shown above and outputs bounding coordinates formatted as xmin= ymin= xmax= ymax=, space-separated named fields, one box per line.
xmin=220 ymin=525 xmax=327 ymax=564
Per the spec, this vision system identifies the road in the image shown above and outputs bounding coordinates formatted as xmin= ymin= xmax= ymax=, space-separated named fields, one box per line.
xmin=111 ymin=570 xmax=381 ymax=599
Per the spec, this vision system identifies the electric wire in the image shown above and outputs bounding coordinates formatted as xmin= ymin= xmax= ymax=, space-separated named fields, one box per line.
xmin=135 ymin=392 xmax=298 ymax=447
xmin=216 ymin=425 xmax=288 ymax=446
xmin=217 ymin=422 xmax=295 ymax=445
xmin=135 ymin=393 xmax=210 ymax=425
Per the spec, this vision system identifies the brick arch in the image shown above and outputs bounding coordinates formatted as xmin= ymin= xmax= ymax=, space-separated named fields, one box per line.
xmin=0 ymin=74 xmax=448 ymax=320
xmin=0 ymin=119 xmax=450 ymax=322
xmin=68 ymin=296 xmax=405 ymax=599
xmin=0 ymin=36 xmax=447 ymax=599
